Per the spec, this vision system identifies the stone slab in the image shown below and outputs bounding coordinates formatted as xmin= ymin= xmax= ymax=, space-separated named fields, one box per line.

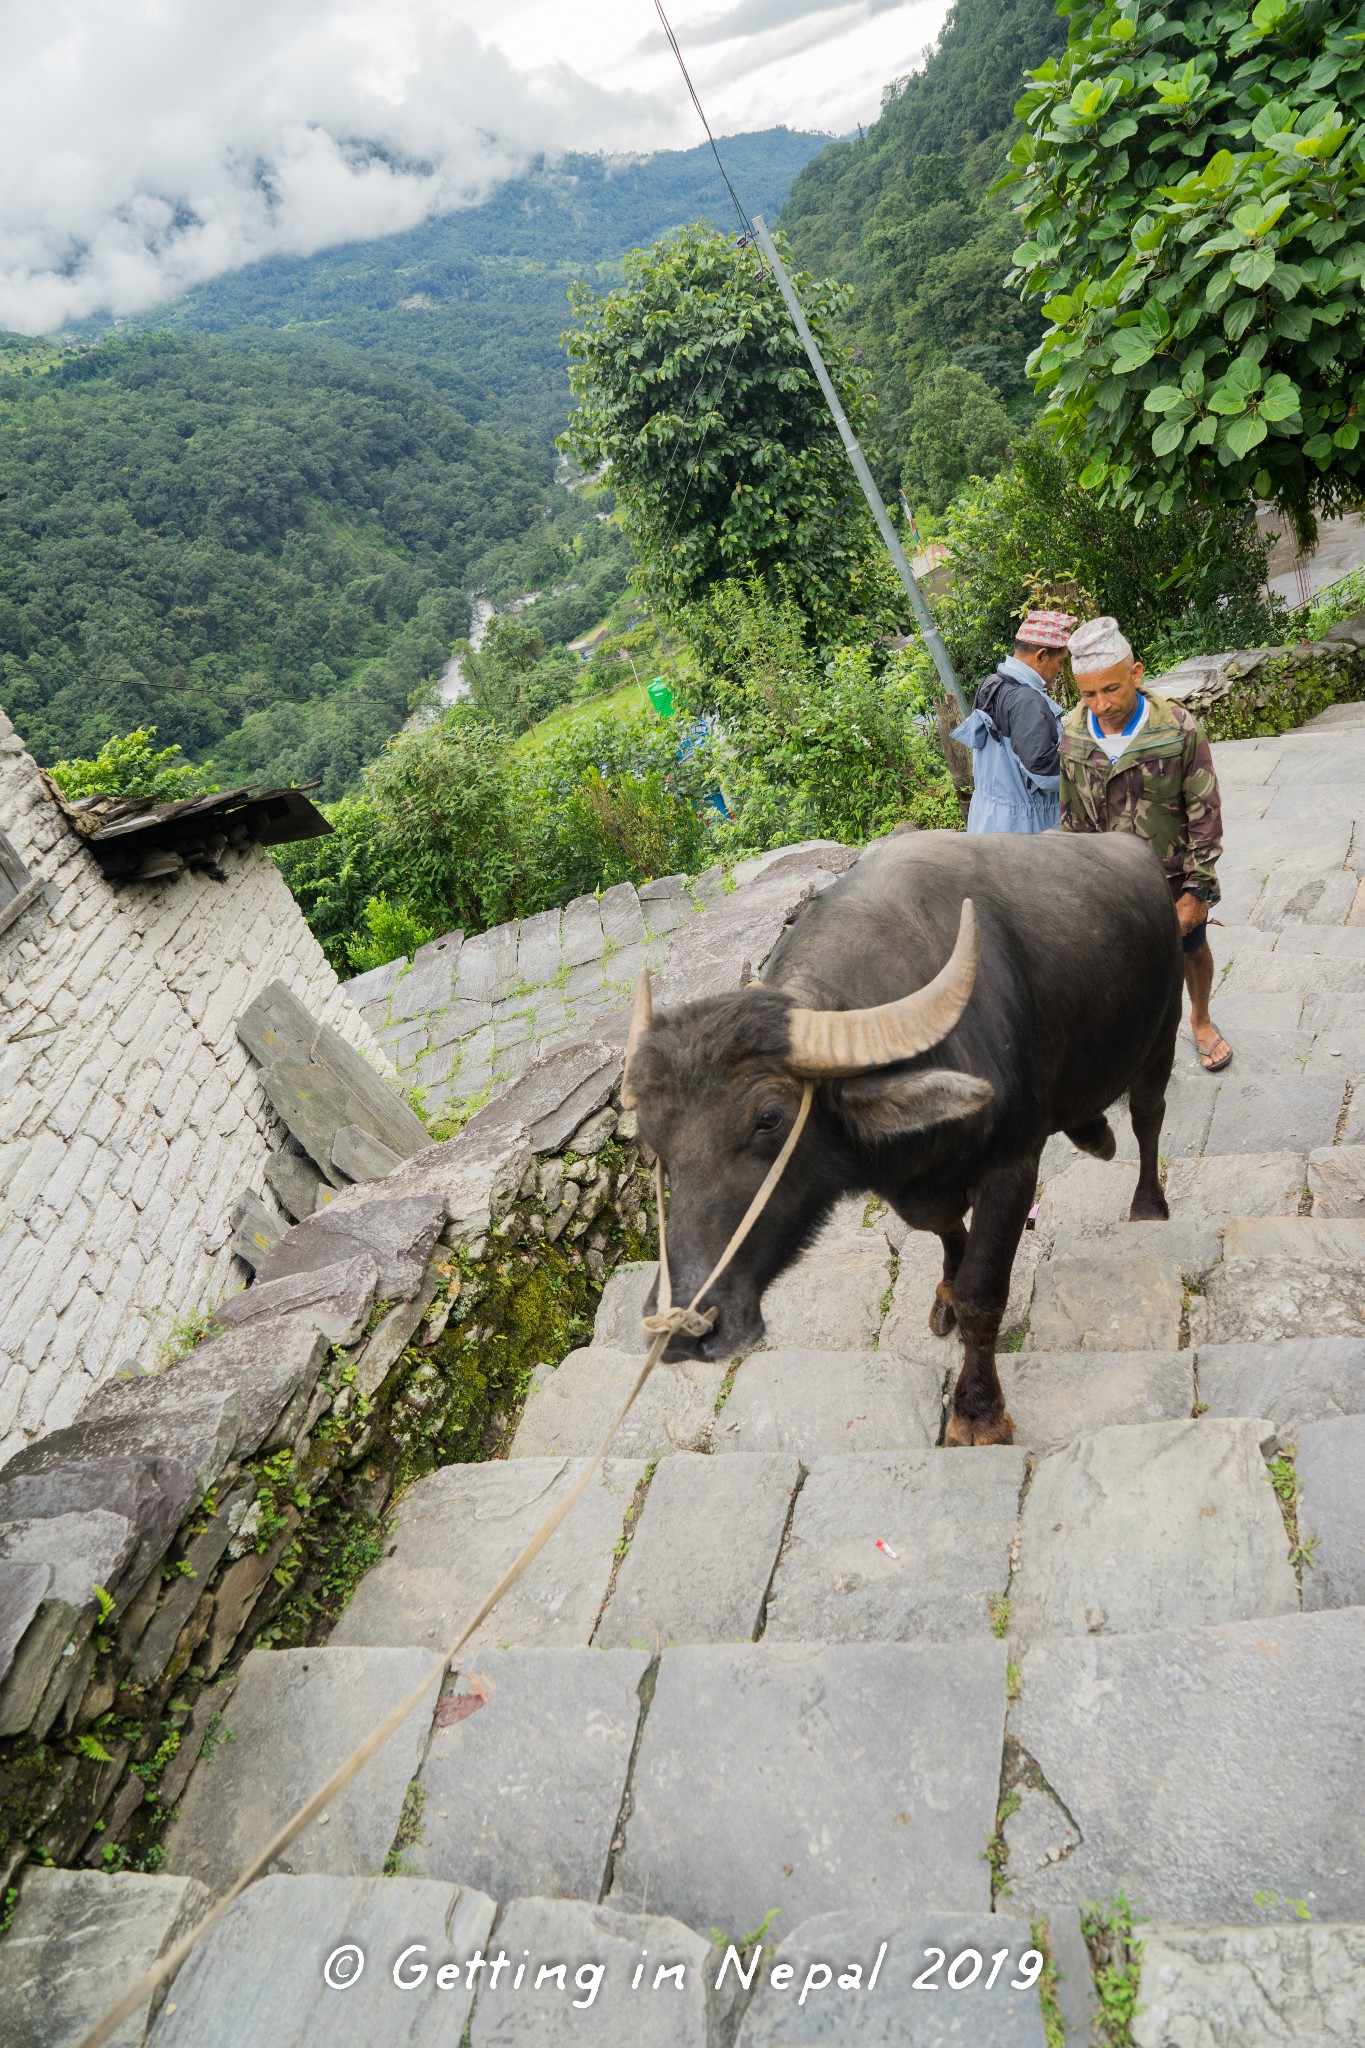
xmin=1297 ymin=1415 xmax=1365 ymax=1611
xmin=341 ymin=953 xmax=407 ymax=1011
xmin=388 ymin=938 xmax=465 ymax=1024
xmin=82 ymin=1319 xmax=328 ymax=1460
xmin=228 ymin=1193 xmax=283 ymax=1270
xmin=1026 ymin=1253 xmax=1185 ymax=1352
xmin=0 ymin=1398 xmax=242 ymax=1496
xmin=331 ymin=1122 xmax=403 ymax=1182
xmin=0 ymin=1560 xmax=50 ymax=1691
xmin=511 ymin=1348 xmax=724 ymax=1459
xmin=469 ymin=1896 xmax=713 ymax=2048
xmin=592 ymin=1262 xmax=657 ymax=1352
xmin=712 ymin=1349 xmax=944 ymax=1459
xmin=1133 ymin=1922 xmax=1365 ymax=2048
xmin=1165 ymin=1151 xmax=1308 ymax=1220
xmin=610 ymin=1640 xmax=1008 ymax=1934
xmin=251 ymin=1194 xmax=445 ymax=1303
xmin=1207 ymin=1074 xmax=1348 ymax=1157
xmin=149 ymin=1873 xmax=495 ymax=2048
xmin=758 ymin=1251 xmax=891 ymax=1353
xmin=412 ymin=1647 xmax=648 ymax=1898
xmin=880 ymin=1230 xmax=1037 ymax=1361
xmin=1007 ymin=1609 xmax=1365 ymax=1922
xmin=1197 ymin=1338 xmax=1365 ymax=1434
xmin=258 ymin=1059 xmax=369 ymax=1186
xmin=163 ymin=1645 xmax=441 ymax=1890
xmin=764 ymin=1450 xmax=1023 ymax=1645
xmin=736 ymin=1910 xmax=1048 ymax=2047
xmin=462 ymin=1038 xmax=623 ymax=1156
xmin=0 ymin=1507 xmax=137 ymax=1613
xmin=1192 ymin=1257 xmax=1365 ymax=1344
xmin=1051 ymin=1217 xmax=1222 ymax=1277
xmin=515 ymin=906 xmax=562 ymax=987
xmin=331 ymin=1458 xmax=644 ymax=1653
xmin=599 ymin=879 xmax=647 ymax=949
xmin=598 ymin=1452 xmax=799 ymax=1648
xmin=0 ymin=1451 xmax=201 ymax=1597
xmin=974 ymin=1350 xmax=1194 ymax=1456
xmin=0 ymin=1866 xmax=210 ymax=2048
xmin=455 ymin=924 xmax=519 ymax=1005
xmin=655 ymin=865 xmax=824 ymax=1004
xmin=1010 ymin=1419 xmax=1296 ymax=1646
xmin=1225 ymin=1215 xmax=1365 ymax=1261
xmin=214 ymin=1251 xmax=379 ymax=1345
xmin=264 ymin=1146 xmax=325 ymax=1223
xmin=321 ymin=1116 xmax=532 ymax=1248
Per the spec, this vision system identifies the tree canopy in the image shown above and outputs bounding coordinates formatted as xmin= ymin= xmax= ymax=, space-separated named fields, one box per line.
xmin=1006 ymin=0 xmax=1365 ymax=545
xmin=560 ymin=224 xmax=895 ymax=641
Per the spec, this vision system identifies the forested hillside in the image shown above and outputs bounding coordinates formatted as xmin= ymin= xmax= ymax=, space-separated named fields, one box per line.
xmin=131 ymin=131 xmax=826 ymax=455
xmin=780 ymin=0 xmax=1068 ymax=489
xmin=0 ymin=129 xmax=822 ymax=789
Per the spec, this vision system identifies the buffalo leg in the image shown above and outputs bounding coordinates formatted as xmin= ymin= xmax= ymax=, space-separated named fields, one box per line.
xmin=929 ymin=1219 xmax=968 ymax=1337
xmin=944 ymin=1159 xmax=1036 ymax=1448
xmin=1128 ymin=1066 xmax=1174 ymax=1222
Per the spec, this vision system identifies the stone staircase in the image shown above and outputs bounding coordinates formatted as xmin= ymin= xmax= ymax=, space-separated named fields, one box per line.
xmin=8 ymin=707 xmax=1365 ymax=2046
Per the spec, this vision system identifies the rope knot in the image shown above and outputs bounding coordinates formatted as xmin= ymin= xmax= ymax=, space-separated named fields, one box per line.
xmin=641 ymin=1305 xmax=718 ymax=1340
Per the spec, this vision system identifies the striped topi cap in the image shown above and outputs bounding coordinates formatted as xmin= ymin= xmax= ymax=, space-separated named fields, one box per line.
xmin=1016 ymin=608 xmax=1078 ymax=649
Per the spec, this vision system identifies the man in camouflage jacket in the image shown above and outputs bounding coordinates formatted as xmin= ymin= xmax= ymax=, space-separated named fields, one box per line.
xmin=1060 ymin=615 xmax=1231 ymax=1071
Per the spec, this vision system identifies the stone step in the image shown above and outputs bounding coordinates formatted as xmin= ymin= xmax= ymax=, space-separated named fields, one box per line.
xmin=1296 ymin=1415 xmax=1365 ymax=1612
xmin=1009 ymin=1419 xmax=1297 ymax=1647
xmin=1049 ymin=1215 xmax=1222 ymax=1276
xmin=330 ymin=1458 xmax=644 ymax=1655
xmin=710 ymin=1348 xmax=944 ymax=1459
xmin=1025 ymin=1249 xmax=1185 ymax=1352
xmin=1204 ymin=1073 xmax=1350 ymax=1157
xmin=879 ymin=1230 xmax=1038 ymax=1362
xmin=466 ymin=1895 xmax=715 ymax=2047
xmin=596 ymin=1452 xmax=799 ymax=1648
xmin=1192 ymin=1255 xmax=1365 ymax=1345
xmin=985 ymin=1350 xmax=1194 ymax=1455
xmin=735 ymin=1910 xmax=1050 ymax=2047
xmin=1004 ymin=1607 xmax=1365 ymax=1924
xmin=762 ymin=1450 xmax=1023 ymax=1645
xmin=1196 ymin=1337 xmax=1365 ymax=1435
xmin=757 ymin=1246 xmax=893 ymax=1353
xmin=510 ymin=1348 xmax=724 ymax=1458
xmin=1133 ymin=1921 xmax=1365 ymax=2048
xmin=0 ymin=1865 xmax=210 ymax=2048
xmin=162 ymin=1645 xmax=442 ymax=1892
xmin=1224 ymin=1216 xmax=1365 ymax=1261
xmin=409 ymin=1646 xmax=650 ymax=1902
xmin=1036 ymin=1151 xmax=1306 ymax=1237
xmin=1309 ymin=1144 xmax=1365 ymax=1217
xmin=609 ymin=1640 xmax=1008 ymax=1937
xmin=147 ymin=1872 xmax=496 ymax=2046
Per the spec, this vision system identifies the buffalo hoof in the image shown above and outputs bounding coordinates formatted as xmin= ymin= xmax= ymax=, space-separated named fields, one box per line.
xmin=1129 ymin=1192 xmax=1170 ymax=1222
xmin=945 ymin=1408 xmax=1016 ymax=1448
xmin=928 ymin=1283 xmax=957 ymax=1338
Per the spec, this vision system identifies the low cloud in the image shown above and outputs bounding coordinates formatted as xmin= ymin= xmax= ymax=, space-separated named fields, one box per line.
xmin=0 ymin=0 xmax=669 ymax=333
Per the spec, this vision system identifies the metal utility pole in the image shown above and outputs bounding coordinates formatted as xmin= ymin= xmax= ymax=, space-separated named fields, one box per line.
xmin=751 ymin=215 xmax=967 ymax=717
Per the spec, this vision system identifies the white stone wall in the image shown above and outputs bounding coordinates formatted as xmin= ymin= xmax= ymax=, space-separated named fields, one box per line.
xmin=0 ymin=708 xmax=384 ymax=1469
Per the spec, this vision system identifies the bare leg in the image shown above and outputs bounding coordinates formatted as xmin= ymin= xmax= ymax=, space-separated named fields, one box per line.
xmin=929 ymin=1219 xmax=968 ymax=1338
xmin=944 ymin=1159 xmax=1036 ymax=1448
xmin=1185 ymin=938 xmax=1227 ymax=1065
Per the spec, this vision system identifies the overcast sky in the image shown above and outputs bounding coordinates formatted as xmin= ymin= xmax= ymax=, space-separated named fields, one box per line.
xmin=0 ymin=0 xmax=950 ymax=335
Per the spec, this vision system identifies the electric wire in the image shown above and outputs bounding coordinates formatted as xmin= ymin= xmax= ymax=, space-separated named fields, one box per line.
xmin=653 ymin=0 xmax=754 ymax=240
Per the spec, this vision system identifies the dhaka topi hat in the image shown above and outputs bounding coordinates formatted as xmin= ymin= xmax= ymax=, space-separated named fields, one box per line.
xmin=1016 ymin=608 xmax=1077 ymax=650
xmin=1068 ymin=615 xmax=1134 ymax=674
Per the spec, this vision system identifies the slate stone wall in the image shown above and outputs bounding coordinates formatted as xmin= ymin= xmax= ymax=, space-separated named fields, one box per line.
xmin=1150 ymin=609 xmax=1365 ymax=739
xmin=0 ymin=709 xmax=384 ymax=1469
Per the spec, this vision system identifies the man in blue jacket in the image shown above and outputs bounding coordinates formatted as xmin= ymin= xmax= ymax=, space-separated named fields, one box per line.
xmin=953 ymin=607 xmax=1075 ymax=834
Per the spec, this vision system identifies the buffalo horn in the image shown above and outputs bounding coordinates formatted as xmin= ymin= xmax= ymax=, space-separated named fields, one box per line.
xmin=786 ymin=898 xmax=979 ymax=1076
xmin=620 ymin=970 xmax=654 ymax=1108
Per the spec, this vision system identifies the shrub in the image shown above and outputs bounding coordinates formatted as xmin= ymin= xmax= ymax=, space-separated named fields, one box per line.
xmin=46 ymin=727 xmax=217 ymax=802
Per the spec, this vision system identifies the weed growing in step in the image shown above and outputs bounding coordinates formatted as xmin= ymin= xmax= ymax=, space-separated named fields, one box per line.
xmin=1029 ymin=1919 xmax=1066 ymax=2048
xmin=984 ymin=1786 xmax=1021 ymax=1895
xmin=153 ymin=1307 xmax=223 ymax=1369
xmin=1006 ymin=1660 xmax=1022 ymax=1704
xmin=197 ymin=1714 xmax=234 ymax=1766
xmin=1080 ymin=1892 xmax=1145 ymax=2047
xmin=385 ymin=1780 xmax=426 ymax=1876
xmin=988 ymin=1594 xmax=1011 ymax=1639
xmin=1266 ymin=1446 xmax=1319 ymax=1585
xmin=1253 ymin=1888 xmax=1313 ymax=1919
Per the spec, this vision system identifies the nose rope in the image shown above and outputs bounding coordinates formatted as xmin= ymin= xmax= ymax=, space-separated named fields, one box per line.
xmin=71 ymin=1080 xmax=815 ymax=2048
xmin=640 ymin=1081 xmax=815 ymax=1344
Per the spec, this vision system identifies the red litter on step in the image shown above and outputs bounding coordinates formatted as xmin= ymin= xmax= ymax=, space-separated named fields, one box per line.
xmin=876 ymin=1539 xmax=898 ymax=1560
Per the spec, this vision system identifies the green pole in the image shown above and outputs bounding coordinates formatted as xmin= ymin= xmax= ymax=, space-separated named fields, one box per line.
xmin=751 ymin=215 xmax=967 ymax=718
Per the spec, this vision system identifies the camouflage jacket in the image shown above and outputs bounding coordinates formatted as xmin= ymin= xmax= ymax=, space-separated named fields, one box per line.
xmin=1059 ymin=689 xmax=1223 ymax=903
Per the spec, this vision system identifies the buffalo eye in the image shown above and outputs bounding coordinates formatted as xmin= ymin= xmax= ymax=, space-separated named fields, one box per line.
xmin=754 ymin=1104 xmax=785 ymax=1136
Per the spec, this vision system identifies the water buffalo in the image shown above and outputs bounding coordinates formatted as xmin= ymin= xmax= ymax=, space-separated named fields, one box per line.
xmin=622 ymin=831 xmax=1182 ymax=1445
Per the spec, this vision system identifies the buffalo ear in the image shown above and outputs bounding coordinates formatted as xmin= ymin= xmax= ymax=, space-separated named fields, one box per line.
xmin=834 ymin=1067 xmax=994 ymax=1146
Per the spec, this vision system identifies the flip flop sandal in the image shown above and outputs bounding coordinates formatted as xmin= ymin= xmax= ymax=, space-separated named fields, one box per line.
xmin=1196 ymin=1032 xmax=1233 ymax=1073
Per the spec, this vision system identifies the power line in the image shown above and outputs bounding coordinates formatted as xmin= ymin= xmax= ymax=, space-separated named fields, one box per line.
xmin=653 ymin=0 xmax=754 ymax=241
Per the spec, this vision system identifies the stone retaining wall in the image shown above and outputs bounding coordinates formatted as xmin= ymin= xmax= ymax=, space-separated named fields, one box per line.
xmin=0 ymin=710 xmax=384 ymax=1469
xmin=0 ymin=840 xmax=849 ymax=1888
xmin=1151 ymin=608 xmax=1365 ymax=739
